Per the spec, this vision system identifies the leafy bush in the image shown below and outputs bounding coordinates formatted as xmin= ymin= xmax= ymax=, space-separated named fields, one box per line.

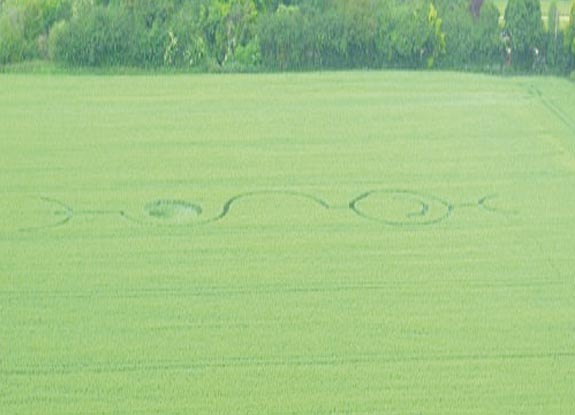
xmin=0 ymin=0 xmax=71 ymax=63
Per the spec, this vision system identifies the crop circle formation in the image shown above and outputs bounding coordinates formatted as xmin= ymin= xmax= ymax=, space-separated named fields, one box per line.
xmin=12 ymin=189 xmax=503 ymax=232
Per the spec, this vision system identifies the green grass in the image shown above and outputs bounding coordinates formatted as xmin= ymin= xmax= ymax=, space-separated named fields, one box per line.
xmin=1 ymin=72 xmax=575 ymax=414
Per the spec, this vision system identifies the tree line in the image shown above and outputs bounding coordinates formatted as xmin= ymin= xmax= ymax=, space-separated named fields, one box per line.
xmin=1 ymin=0 xmax=574 ymax=75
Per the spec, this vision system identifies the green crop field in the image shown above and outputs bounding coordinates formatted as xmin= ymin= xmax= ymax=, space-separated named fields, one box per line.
xmin=1 ymin=72 xmax=574 ymax=414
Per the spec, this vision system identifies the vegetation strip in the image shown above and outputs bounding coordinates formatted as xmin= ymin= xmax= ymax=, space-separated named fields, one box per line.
xmin=1 ymin=0 xmax=575 ymax=75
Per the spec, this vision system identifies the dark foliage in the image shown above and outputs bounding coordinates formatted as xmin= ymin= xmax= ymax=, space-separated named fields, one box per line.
xmin=1 ymin=0 xmax=574 ymax=74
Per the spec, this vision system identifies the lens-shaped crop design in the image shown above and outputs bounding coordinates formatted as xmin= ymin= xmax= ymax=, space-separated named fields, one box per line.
xmin=349 ymin=190 xmax=453 ymax=226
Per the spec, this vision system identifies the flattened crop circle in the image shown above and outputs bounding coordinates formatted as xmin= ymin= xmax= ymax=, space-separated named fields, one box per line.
xmin=145 ymin=200 xmax=202 ymax=224
xmin=349 ymin=190 xmax=452 ymax=226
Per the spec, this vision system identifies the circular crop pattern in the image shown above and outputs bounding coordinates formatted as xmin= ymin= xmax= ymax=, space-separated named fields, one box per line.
xmin=349 ymin=190 xmax=453 ymax=226
xmin=145 ymin=200 xmax=202 ymax=224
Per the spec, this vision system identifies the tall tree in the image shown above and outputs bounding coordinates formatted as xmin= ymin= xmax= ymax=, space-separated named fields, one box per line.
xmin=546 ymin=1 xmax=563 ymax=70
xmin=504 ymin=0 xmax=544 ymax=69
xmin=567 ymin=0 xmax=575 ymax=70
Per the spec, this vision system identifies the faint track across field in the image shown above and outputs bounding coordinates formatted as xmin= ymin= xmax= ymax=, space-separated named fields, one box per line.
xmin=527 ymin=84 xmax=575 ymax=135
xmin=2 ymin=351 xmax=574 ymax=376
xmin=0 ymin=276 xmax=568 ymax=300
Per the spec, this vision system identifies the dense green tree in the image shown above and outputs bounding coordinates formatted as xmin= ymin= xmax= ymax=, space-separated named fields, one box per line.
xmin=504 ymin=0 xmax=544 ymax=70
xmin=547 ymin=2 xmax=559 ymax=54
xmin=546 ymin=1 xmax=566 ymax=71
xmin=49 ymin=4 xmax=142 ymax=66
xmin=387 ymin=0 xmax=445 ymax=68
xmin=436 ymin=0 xmax=500 ymax=70
xmin=0 ymin=8 xmax=26 ymax=64
xmin=164 ymin=0 xmax=259 ymax=69
xmin=258 ymin=0 xmax=445 ymax=70
xmin=258 ymin=4 xmax=305 ymax=70
xmin=328 ymin=0 xmax=380 ymax=68
xmin=567 ymin=0 xmax=575 ymax=70
xmin=474 ymin=2 xmax=501 ymax=63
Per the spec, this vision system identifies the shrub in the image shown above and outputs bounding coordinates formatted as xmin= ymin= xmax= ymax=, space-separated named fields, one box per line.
xmin=0 ymin=0 xmax=71 ymax=63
